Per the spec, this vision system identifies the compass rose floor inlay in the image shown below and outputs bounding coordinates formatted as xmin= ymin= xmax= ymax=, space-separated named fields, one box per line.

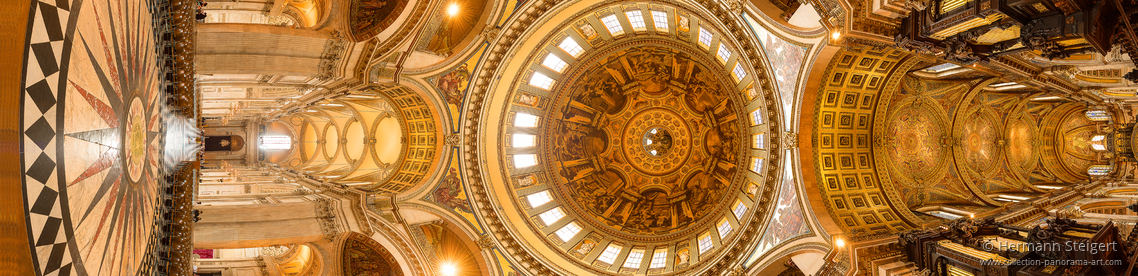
xmin=17 ymin=0 xmax=165 ymax=275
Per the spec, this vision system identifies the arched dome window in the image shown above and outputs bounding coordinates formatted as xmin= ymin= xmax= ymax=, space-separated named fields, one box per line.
xmin=1085 ymin=110 xmax=1110 ymax=121
xmin=260 ymin=135 xmax=292 ymax=150
xmin=1091 ymin=134 xmax=1108 ymax=151
xmin=1088 ymin=165 xmax=1113 ymax=176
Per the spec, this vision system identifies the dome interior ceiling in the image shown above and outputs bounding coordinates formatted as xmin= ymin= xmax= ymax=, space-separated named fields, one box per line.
xmin=542 ymin=44 xmax=748 ymax=237
xmin=482 ymin=2 xmax=782 ymax=274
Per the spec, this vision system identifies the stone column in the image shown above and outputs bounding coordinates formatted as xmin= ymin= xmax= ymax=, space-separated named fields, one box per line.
xmin=195 ymin=24 xmax=328 ymax=76
xmin=195 ymin=200 xmax=338 ymax=248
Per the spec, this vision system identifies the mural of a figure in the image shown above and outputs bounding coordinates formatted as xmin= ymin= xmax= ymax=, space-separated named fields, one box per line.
xmin=430 ymin=168 xmax=472 ymax=213
xmin=436 ymin=64 xmax=470 ymax=105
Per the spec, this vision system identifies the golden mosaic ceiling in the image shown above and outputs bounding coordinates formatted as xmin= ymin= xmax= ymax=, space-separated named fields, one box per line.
xmin=542 ymin=43 xmax=748 ymax=237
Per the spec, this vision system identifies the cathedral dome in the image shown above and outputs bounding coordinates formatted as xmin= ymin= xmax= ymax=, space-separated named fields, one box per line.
xmin=539 ymin=41 xmax=749 ymax=239
xmin=464 ymin=1 xmax=782 ymax=274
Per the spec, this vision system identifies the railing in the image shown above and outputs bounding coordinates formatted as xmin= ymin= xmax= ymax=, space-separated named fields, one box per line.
xmin=139 ymin=0 xmax=199 ymax=275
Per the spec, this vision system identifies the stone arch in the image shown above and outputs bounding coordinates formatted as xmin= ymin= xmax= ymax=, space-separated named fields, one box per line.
xmin=273 ymin=244 xmax=325 ymax=275
xmin=340 ymin=232 xmax=405 ymax=276
xmin=399 ymin=213 xmax=491 ymax=276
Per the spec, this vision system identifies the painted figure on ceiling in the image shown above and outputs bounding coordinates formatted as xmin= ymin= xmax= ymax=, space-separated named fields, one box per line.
xmin=437 ymin=64 xmax=470 ymax=105
xmin=431 ymin=168 xmax=472 ymax=213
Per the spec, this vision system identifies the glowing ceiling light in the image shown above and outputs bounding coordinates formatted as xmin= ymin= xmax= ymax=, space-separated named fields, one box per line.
xmin=440 ymin=263 xmax=458 ymax=276
xmin=260 ymin=135 xmax=291 ymax=150
xmin=446 ymin=3 xmax=460 ymax=17
xmin=831 ymin=31 xmax=841 ymax=40
xmin=835 ymin=238 xmax=846 ymax=248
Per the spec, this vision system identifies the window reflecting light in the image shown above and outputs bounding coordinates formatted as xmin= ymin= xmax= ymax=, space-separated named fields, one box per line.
xmin=539 ymin=208 xmax=565 ymax=225
xmin=733 ymin=63 xmax=747 ymax=80
xmin=526 ymin=191 xmax=552 ymax=207
xmin=542 ymin=54 xmax=569 ymax=72
xmin=514 ymin=154 xmax=538 ymax=168
xmin=649 ymin=248 xmax=668 ymax=268
xmin=623 ymin=249 xmax=645 ymax=268
xmin=732 ymin=201 xmax=747 ymax=219
xmin=530 ymin=72 xmax=555 ymax=90
xmin=513 ymin=133 xmax=536 ymax=148
xmin=602 ymin=15 xmax=624 ymax=36
xmin=559 ymin=37 xmax=584 ymax=57
xmin=260 ymin=135 xmax=291 ymax=150
xmin=698 ymin=28 xmax=713 ymax=46
xmin=750 ymin=109 xmax=764 ymax=125
xmin=625 ymin=10 xmax=646 ymax=31
xmin=598 ymin=244 xmax=623 ymax=264
xmin=555 ymin=222 xmax=581 ymax=242
xmin=750 ymin=158 xmax=764 ymax=173
xmin=716 ymin=45 xmax=732 ymax=63
xmin=697 ymin=234 xmax=713 ymax=254
xmin=717 ymin=219 xmax=732 ymax=236
xmin=651 ymin=11 xmax=668 ymax=32
xmin=515 ymin=113 xmax=539 ymax=127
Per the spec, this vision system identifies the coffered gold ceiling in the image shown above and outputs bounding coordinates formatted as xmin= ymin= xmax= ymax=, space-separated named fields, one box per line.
xmin=810 ymin=45 xmax=915 ymax=237
xmin=810 ymin=46 xmax=1104 ymax=240
xmin=276 ymin=86 xmax=442 ymax=194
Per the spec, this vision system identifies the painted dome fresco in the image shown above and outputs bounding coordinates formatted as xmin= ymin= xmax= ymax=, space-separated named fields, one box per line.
xmin=464 ymin=1 xmax=783 ymax=274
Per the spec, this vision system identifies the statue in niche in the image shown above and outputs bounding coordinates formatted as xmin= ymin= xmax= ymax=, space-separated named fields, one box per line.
xmin=574 ymin=239 xmax=596 ymax=255
xmin=677 ymin=16 xmax=690 ymax=32
xmin=676 ymin=248 xmax=690 ymax=266
xmin=577 ymin=23 xmax=598 ymax=40
xmin=516 ymin=175 xmax=536 ymax=188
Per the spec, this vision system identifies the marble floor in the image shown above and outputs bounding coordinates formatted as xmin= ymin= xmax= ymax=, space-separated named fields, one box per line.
xmin=16 ymin=0 xmax=165 ymax=275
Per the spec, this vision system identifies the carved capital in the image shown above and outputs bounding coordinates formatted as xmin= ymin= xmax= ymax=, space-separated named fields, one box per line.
xmin=727 ymin=0 xmax=743 ymax=14
xmin=902 ymin=0 xmax=930 ymax=11
xmin=477 ymin=235 xmax=496 ymax=250
xmin=783 ymin=132 xmax=798 ymax=148
xmin=481 ymin=26 xmax=501 ymax=41
xmin=445 ymin=134 xmax=461 ymax=147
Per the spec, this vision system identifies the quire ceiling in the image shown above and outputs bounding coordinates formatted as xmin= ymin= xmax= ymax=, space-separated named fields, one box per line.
xmin=806 ymin=46 xmax=1106 ymax=240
